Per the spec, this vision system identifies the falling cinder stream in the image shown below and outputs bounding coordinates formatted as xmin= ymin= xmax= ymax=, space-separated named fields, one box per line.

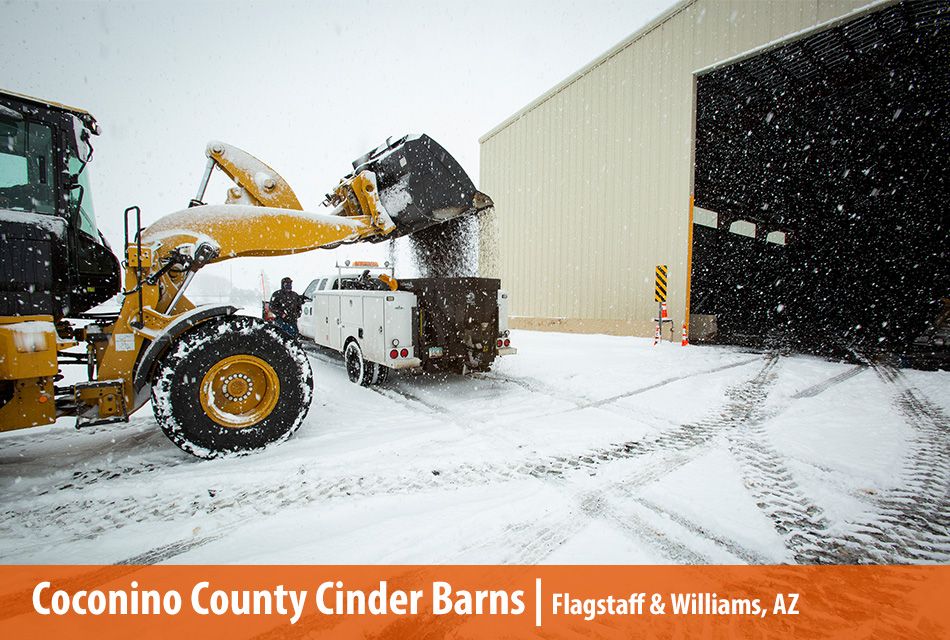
xmin=406 ymin=214 xmax=480 ymax=278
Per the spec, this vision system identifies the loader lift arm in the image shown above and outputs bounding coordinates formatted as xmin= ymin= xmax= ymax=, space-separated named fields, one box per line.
xmin=146 ymin=141 xmax=396 ymax=274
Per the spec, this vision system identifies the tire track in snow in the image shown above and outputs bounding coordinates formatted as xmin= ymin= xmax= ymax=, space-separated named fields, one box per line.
xmin=308 ymin=343 xmax=523 ymax=443
xmin=0 ymin=534 xmax=226 ymax=620
xmin=472 ymin=515 xmax=588 ymax=565
xmin=474 ymin=356 xmax=760 ymax=410
xmin=369 ymin=385 xmax=449 ymax=416
xmin=0 ymin=358 xmax=779 ymax=550
xmin=631 ymin=496 xmax=774 ymax=564
xmin=583 ymin=356 xmax=946 ymax=565
xmin=115 ymin=533 xmax=224 ymax=565
xmin=562 ymin=354 xmax=829 ymax=564
xmin=451 ymin=476 xmax=713 ymax=565
xmin=791 ymin=364 xmax=866 ymax=399
xmin=584 ymin=357 xmax=762 ymax=408
xmin=578 ymin=352 xmax=858 ymax=564
xmin=0 ymin=354 xmax=886 ymax=565
xmin=47 ymin=452 xmax=197 ymax=494
xmin=453 ymin=357 xmax=787 ymax=564
xmin=470 ymin=372 xmax=586 ymax=408
xmin=0 ymin=422 xmax=198 ymax=495
xmin=799 ymin=364 xmax=950 ymax=563
xmin=550 ymin=356 xmax=798 ymax=564
xmin=6 ymin=349 xmax=749 ymax=496
xmin=726 ymin=432 xmax=829 ymax=562
xmin=663 ymin=355 xmax=838 ymax=563
xmin=580 ymin=492 xmax=710 ymax=564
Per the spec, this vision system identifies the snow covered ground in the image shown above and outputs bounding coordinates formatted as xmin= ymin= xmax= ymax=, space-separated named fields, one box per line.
xmin=0 ymin=330 xmax=947 ymax=565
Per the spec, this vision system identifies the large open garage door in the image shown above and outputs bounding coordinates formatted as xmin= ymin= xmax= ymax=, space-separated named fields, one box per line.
xmin=691 ymin=0 xmax=948 ymax=359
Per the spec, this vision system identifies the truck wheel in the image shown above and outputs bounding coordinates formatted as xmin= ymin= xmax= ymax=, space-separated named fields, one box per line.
xmin=372 ymin=364 xmax=389 ymax=385
xmin=344 ymin=340 xmax=374 ymax=386
xmin=151 ymin=315 xmax=313 ymax=459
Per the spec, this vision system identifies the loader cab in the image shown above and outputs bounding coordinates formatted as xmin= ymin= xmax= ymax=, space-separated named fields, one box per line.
xmin=0 ymin=90 xmax=120 ymax=318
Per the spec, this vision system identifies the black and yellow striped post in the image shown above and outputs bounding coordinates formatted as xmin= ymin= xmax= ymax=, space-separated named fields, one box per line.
xmin=654 ymin=265 xmax=668 ymax=303
xmin=653 ymin=264 xmax=673 ymax=343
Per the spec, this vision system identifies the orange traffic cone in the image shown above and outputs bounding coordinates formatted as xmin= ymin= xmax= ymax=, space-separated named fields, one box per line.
xmin=653 ymin=323 xmax=661 ymax=346
xmin=681 ymin=322 xmax=689 ymax=347
xmin=660 ymin=301 xmax=669 ymax=319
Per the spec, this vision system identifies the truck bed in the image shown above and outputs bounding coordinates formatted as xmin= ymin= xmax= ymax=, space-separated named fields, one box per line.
xmin=399 ymin=277 xmax=501 ymax=372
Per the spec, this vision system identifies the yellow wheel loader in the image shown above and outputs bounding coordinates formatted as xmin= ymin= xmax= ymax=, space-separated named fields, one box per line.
xmin=0 ymin=90 xmax=492 ymax=458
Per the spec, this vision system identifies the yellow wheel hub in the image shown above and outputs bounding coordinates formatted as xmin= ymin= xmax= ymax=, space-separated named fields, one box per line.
xmin=200 ymin=355 xmax=280 ymax=428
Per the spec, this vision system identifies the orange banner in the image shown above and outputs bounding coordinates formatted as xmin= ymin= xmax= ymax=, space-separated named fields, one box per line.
xmin=0 ymin=565 xmax=946 ymax=639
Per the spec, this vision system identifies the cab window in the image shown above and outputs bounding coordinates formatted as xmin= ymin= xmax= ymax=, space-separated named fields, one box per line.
xmin=68 ymin=153 xmax=97 ymax=239
xmin=303 ymin=279 xmax=319 ymax=298
xmin=0 ymin=118 xmax=55 ymax=214
xmin=317 ymin=278 xmax=328 ymax=290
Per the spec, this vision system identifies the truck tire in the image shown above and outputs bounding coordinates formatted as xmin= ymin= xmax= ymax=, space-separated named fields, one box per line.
xmin=344 ymin=340 xmax=374 ymax=386
xmin=372 ymin=364 xmax=389 ymax=385
xmin=151 ymin=315 xmax=313 ymax=459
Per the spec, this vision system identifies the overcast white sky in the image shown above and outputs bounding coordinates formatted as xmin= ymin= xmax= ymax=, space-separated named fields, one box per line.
xmin=2 ymin=0 xmax=676 ymax=293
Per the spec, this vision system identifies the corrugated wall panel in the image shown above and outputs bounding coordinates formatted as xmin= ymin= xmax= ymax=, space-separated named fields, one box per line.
xmin=480 ymin=0 xmax=874 ymax=335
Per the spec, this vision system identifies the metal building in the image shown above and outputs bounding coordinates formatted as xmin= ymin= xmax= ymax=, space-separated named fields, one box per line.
xmin=479 ymin=0 xmax=948 ymax=352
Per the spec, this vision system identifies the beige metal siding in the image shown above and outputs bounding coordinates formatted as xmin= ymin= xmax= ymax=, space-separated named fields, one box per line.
xmin=480 ymin=0 xmax=876 ymax=336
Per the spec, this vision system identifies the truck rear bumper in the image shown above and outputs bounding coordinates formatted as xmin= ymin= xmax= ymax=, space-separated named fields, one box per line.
xmin=389 ymin=357 xmax=422 ymax=370
xmin=497 ymin=347 xmax=518 ymax=356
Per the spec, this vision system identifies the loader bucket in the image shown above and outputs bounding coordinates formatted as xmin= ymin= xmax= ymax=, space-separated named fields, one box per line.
xmin=351 ymin=134 xmax=492 ymax=239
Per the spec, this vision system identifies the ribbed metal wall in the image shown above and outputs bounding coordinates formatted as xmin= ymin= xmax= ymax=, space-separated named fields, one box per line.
xmin=479 ymin=0 xmax=877 ymax=336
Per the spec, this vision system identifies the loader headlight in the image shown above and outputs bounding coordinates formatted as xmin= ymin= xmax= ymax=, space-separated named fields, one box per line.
xmin=391 ymin=339 xmax=399 ymax=347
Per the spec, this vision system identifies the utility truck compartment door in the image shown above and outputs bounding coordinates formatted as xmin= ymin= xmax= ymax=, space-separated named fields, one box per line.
xmin=327 ymin=295 xmax=341 ymax=350
xmin=341 ymin=295 xmax=362 ymax=327
xmin=314 ymin=295 xmax=330 ymax=345
xmin=363 ymin=297 xmax=384 ymax=362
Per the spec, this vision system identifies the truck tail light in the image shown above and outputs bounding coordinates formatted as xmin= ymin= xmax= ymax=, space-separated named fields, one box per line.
xmin=496 ymin=339 xmax=503 ymax=348
xmin=400 ymin=348 xmax=409 ymax=358
xmin=390 ymin=349 xmax=399 ymax=359
xmin=504 ymin=339 xmax=510 ymax=347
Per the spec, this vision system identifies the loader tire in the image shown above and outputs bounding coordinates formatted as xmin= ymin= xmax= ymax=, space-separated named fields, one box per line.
xmin=151 ymin=315 xmax=313 ymax=459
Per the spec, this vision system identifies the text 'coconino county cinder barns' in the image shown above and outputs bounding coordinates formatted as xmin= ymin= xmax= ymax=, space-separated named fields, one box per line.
xmin=478 ymin=0 xmax=948 ymax=355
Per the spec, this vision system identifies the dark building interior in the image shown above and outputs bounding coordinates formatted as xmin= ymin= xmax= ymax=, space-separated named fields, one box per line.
xmin=691 ymin=0 xmax=949 ymax=358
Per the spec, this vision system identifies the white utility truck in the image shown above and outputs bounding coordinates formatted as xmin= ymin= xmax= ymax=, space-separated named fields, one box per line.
xmin=299 ymin=263 xmax=516 ymax=385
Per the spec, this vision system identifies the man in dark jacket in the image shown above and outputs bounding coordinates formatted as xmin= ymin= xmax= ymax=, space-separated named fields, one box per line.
xmin=269 ymin=277 xmax=306 ymax=337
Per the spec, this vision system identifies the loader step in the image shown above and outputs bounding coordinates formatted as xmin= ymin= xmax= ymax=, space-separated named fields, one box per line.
xmin=73 ymin=379 xmax=129 ymax=428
